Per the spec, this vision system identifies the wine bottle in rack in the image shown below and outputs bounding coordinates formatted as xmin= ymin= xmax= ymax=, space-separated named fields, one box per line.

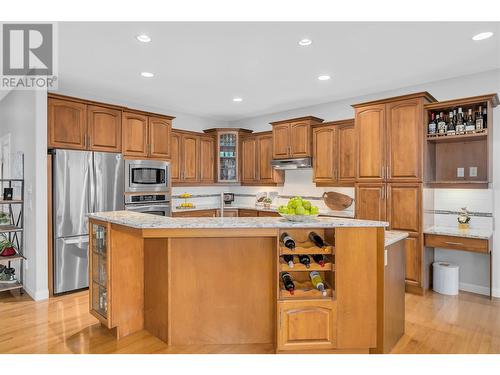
xmin=428 ymin=112 xmax=437 ymax=135
xmin=283 ymin=255 xmax=294 ymax=268
xmin=456 ymin=108 xmax=465 ymax=134
xmin=476 ymin=106 xmax=484 ymax=131
xmin=312 ymin=254 xmax=325 ymax=267
xmin=281 ymin=272 xmax=295 ymax=295
xmin=465 ymin=108 xmax=475 ymax=132
xmin=280 ymin=232 xmax=295 ymax=250
xmin=483 ymin=106 xmax=488 ymax=128
xmin=298 ymin=254 xmax=311 ymax=268
xmin=310 ymin=271 xmax=327 ymax=296
xmin=308 ymin=231 xmax=325 ymax=248
xmin=437 ymin=112 xmax=447 ymax=134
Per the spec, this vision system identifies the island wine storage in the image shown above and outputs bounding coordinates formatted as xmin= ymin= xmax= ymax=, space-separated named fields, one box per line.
xmin=87 ymin=214 xmax=389 ymax=354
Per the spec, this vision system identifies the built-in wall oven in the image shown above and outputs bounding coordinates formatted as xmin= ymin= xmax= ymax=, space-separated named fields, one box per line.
xmin=125 ymin=159 xmax=170 ymax=193
xmin=125 ymin=194 xmax=171 ymax=216
xmin=124 ymin=159 xmax=171 ymax=216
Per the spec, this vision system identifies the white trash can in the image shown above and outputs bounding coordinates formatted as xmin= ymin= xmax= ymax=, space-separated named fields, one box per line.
xmin=433 ymin=262 xmax=459 ymax=295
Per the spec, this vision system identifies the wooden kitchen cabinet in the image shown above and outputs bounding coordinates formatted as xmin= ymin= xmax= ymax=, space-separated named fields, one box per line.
xmin=123 ymin=111 xmax=172 ymax=159
xmin=313 ymin=119 xmax=355 ymax=186
xmin=355 ymin=183 xmax=386 ymax=222
xmin=170 ymin=132 xmax=181 ymax=182
xmin=240 ymin=132 xmax=284 ymax=186
xmin=181 ymin=134 xmax=199 ymax=183
xmin=271 ymin=116 xmax=323 ymax=159
xmin=277 ymin=300 xmax=337 ymax=351
xmin=199 ymin=135 xmax=216 ymax=183
xmin=48 ymin=97 xmax=87 ymax=150
xmin=387 ymin=183 xmax=421 ymax=233
xmin=238 ymin=209 xmax=259 ymax=217
xmin=87 ymin=105 xmax=122 ymax=152
xmin=48 ymin=94 xmax=174 ymax=155
xmin=404 ymin=234 xmax=422 ymax=287
xmin=172 ymin=209 xmax=217 ymax=217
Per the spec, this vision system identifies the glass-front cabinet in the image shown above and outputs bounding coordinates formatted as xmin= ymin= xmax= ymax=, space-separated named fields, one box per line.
xmin=89 ymin=221 xmax=111 ymax=326
xmin=218 ymin=131 xmax=238 ymax=183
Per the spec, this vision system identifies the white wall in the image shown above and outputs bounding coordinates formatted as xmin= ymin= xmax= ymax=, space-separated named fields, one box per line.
xmin=0 ymin=89 xmax=48 ymax=301
xmin=229 ymin=68 xmax=500 ymax=297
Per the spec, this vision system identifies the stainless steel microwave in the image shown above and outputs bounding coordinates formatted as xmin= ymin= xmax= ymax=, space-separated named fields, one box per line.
xmin=125 ymin=159 xmax=170 ymax=193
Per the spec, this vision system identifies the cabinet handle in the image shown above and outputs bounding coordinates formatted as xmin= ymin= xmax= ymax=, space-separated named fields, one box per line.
xmin=381 ymin=166 xmax=384 ymax=179
xmin=88 ymin=135 xmax=91 ymax=148
xmin=382 ymin=185 xmax=385 ymax=200
xmin=386 ymin=166 xmax=390 ymax=180
xmin=445 ymin=241 xmax=464 ymax=246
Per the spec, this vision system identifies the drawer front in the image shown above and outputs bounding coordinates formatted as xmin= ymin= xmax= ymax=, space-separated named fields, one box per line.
xmin=424 ymin=234 xmax=489 ymax=253
xmin=239 ymin=209 xmax=258 ymax=217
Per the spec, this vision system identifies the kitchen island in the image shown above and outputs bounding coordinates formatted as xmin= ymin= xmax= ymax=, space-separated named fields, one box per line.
xmin=87 ymin=211 xmax=407 ymax=353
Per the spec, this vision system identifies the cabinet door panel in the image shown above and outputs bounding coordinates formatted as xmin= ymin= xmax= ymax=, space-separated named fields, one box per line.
xmin=290 ymin=121 xmax=311 ymax=157
xmin=149 ymin=117 xmax=171 ymax=159
xmin=313 ymin=126 xmax=336 ymax=184
xmin=170 ymin=132 xmax=181 ymax=183
xmin=272 ymin=124 xmax=290 ymax=159
xmin=241 ymin=137 xmax=257 ymax=183
xmin=199 ymin=136 xmax=215 ymax=183
xmin=386 ymin=99 xmax=422 ymax=181
xmin=257 ymin=134 xmax=277 ymax=183
xmin=337 ymin=124 xmax=356 ymax=184
xmin=278 ymin=301 xmax=336 ymax=351
xmin=355 ymin=183 xmax=386 ymax=221
xmin=239 ymin=209 xmax=258 ymax=217
xmin=356 ymin=105 xmax=385 ymax=181
xmin=182 ymin=135 xmax=199 ymax=183
xmin=87 ymin=105 xmax=122 ymax=152
xmin=122 ymin=112 xmax=148 ymax=157
xmin=48 ymin=98 xmax=87 ymax=150
xmin=387 ymin=183 xmax=421 ymax=233
xmin=404 ymin=234 xmax=422 ymax=285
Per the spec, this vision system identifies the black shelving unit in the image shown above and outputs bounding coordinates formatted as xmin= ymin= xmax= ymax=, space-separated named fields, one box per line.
xmin=0 ymin=156 xmax=25 ymax=293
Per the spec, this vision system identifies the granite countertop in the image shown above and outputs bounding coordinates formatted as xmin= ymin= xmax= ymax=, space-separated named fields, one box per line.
xmin=424 ymin=226 xmax=492 ymax=240
xmin=89 ymin=210 xmax=386 ymax=229
xmin=385 ymin=231 xmax=409 ymax=247
xmin=172 ymin=203 xmax=355 ymax=218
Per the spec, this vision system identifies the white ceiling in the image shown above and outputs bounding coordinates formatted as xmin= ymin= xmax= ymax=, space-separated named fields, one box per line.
xmin=57 ymin=22 xmax=500 ymax=121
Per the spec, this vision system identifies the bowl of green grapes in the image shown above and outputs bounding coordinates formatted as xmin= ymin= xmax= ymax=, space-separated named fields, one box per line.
xmin=277 ymin=196 xmax=320 ymax=222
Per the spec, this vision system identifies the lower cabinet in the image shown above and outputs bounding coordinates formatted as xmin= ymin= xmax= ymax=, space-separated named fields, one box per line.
xmin=238 ymin=209 xmax=259 ymax=217
xmin=277 ymin=300 xmax=337 ymax=351
xmin=217 ymin=209 xmax=238 ymax=217
xmin=172 ymin=209 xmax=217 ymax=217
xmin=355 ymin=183 xmax=386 ymax=221
xmin=258 ymin=211 xmax=280 ymax=217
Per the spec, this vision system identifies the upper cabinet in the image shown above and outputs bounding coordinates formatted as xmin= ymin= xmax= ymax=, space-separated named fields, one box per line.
xmin=240 ymin=132 xmax=284 ymax=186
xmin=122 ymin=111 xmax=172 ymax=159
xmin=171 ymin=130 xmax=216 ymax=185
xmin=353 ymin=93 xmax=435 ymax=182
xmin=48 ymin=97 xmax=87 ymax=150
xmin=271 ymin=116 xmax=324 ymax=159
xmin=312 ymin=119 xmax=355 ymax=186
xmin=87 ymin=105 xmax=122 ymax=152
xmin=48 ymin=94 xmax=174 ymax=156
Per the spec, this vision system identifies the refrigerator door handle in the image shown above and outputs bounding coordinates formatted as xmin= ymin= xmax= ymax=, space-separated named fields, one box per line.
xmin=89 ymin=153 xmax=96 ymax=213
xmin=61 ymin=236 xmax=89 ymax=245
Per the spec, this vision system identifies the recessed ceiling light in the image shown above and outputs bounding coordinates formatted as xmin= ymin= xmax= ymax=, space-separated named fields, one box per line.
xmin=298 ymin=38 xmax=312 ymax=46
xmin=141 ymin=72 xmax=154 ymax=78
xmin=233 ymin=97 xmax=243 ymax=102
xmin=136 ymin=34 xmax=152 ymax=43
xmin=318 ymin=75 xmax=331 ymax=81
xmin=472 ymin=32 xmax=493 ymax=41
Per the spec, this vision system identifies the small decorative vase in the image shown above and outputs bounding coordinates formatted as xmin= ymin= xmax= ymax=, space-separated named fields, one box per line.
xmin=458 ymin=223 xmax=470 ymax=230
xmin=457 ymin=207 xmax=471 ymax=231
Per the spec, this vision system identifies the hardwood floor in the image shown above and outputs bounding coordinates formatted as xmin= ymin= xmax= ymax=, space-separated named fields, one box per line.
xmin=0 ymin=289 xmax=499 ymax=354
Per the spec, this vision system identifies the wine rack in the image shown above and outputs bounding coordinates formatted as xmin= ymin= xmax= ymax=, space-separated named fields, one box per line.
xmin=277 ymin=228 xmax=335 ymax=301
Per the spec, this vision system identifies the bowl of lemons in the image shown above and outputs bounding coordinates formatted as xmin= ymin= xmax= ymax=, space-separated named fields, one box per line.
xmin=277 ymin=196 xmax=320 ymax=222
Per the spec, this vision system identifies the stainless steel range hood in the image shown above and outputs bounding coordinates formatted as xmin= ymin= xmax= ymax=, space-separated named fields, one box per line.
xmin=271 ymin=157 xmax=312 ymax=170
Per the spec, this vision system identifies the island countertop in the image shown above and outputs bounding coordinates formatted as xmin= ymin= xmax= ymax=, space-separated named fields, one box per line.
xmin=88 ymin=210 xmax=388 ymax=229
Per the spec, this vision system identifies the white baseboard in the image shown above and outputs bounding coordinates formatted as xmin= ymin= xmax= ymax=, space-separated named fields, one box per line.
xmin=459 ymin=282 xmax=493 ymax=297
xmin=23 ymin=285 xmax=49 ymax=301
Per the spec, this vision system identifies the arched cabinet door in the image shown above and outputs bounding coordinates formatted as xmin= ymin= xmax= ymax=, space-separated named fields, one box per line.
xmin=48 ymin=98 xmax=87 ymax=150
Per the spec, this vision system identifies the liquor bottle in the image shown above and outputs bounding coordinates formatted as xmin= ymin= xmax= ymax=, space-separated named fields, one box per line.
xmin=447 ymin=111 xmax=456 ymax=135
xmin=483 ymin=106 xmax=488 ymax=128
xmin=298 ymin=254 xmax=311 ymax=268
xmin=283 ymin=255 xmax=294 ymax=268
xmin=475 ymin=106 xmax=484 ymax=131
xmin=437 ymin=112 xmax=447 ymax=134
xmin=310 ymin=271 xmax=327 ymax=296
xmin=308 ymin=231 xmax=325 ymax=248
xmin=281 ymin=272 xmax=295 ymax=295
xmin=312 ymin=254 xmax=325 ymax=267
xmin=465 ymin=108 xmax=475 ymax=132
xmin=428 ymin=112 xmax=437 ymax=135
xmin=456 ymin=108 xmax=465 ymax=134
xmin=280 ymin=232 xmax=295 ymax=250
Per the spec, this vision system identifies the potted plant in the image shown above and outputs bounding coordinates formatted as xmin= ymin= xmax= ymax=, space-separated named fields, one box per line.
xmin=262 ymin=197 xmax=273 ymax=208
xmin=0 ymin=235 xmax=17 ymax=257
xmin=0 ymin=211 xmax=10 ymax=226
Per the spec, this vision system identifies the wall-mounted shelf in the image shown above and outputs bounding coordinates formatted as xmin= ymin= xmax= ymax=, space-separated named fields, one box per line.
xmin=424 ymin=93 xmax=498 ymax=188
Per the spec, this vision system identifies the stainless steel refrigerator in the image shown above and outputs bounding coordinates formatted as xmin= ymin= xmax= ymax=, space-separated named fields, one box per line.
xmin=52 ymin=149 xmax=124 ymax=294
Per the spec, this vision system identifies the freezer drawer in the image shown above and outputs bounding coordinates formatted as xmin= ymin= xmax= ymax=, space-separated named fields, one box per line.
xmin=54 ymin=236 xmax=89 ymax=294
